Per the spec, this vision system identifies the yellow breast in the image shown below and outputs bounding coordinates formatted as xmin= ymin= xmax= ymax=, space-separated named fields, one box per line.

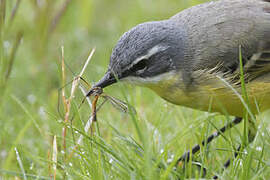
xmin=141 ymin=72 xmax=270 ymax=117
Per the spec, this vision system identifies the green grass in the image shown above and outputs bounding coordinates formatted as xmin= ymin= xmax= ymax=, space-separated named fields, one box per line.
xmin=1 ymin=0 xmax=270 ymax=179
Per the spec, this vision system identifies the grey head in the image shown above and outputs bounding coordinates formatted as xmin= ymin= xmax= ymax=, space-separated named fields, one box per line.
xmin=89 ymin=20 xmax=187 ymax=93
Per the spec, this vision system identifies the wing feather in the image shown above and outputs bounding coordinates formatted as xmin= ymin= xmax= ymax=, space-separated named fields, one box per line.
xmin=245 ymin=42 xmax=270 ymax=80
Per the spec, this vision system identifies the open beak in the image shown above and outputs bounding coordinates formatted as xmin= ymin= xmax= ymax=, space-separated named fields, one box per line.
xmin=86 ymin=71 xmax=117 ymax=96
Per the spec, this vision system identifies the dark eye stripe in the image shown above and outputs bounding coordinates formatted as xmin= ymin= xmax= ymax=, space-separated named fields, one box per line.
xmin=130 ymin=59 xmax=148 ymax=72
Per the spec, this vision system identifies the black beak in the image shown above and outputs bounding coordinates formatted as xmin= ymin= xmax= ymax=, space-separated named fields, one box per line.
xmin=86 ymin=71 xmax=117 ymax=96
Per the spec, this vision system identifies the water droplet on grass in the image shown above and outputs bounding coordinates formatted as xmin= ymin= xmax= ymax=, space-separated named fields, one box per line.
xmin=256 ymin=146 xmax=262 ymax=151
xmin=27 ymin=94 xmax=36 ymax=104
xmin=38 ymin=106 xmax=47 ymax=120
xmin=109 ymin=158 xmax=113 ymax=164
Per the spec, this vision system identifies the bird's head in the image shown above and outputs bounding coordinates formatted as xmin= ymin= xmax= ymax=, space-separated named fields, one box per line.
xmin=87 ymin=20 xmax=187 ymax=96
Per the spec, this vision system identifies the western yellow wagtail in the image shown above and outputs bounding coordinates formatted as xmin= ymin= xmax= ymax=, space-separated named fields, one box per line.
xmin=87 ymin=0 xmax=270 ymax=174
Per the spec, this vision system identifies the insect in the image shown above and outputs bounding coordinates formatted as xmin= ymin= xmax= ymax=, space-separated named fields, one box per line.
xmin=58 ymin=75 xmax=132 ymax=125
xmin=82 ymin=85 xmax=132 ymax=122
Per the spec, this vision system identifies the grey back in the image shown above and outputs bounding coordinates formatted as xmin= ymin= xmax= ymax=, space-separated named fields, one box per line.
xmin=170 ymin=0 xmax=270 ymax=80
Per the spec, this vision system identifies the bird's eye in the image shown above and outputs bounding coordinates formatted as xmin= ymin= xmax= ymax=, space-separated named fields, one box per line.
xmin=131 ymin=59 xmax=148 ymax=72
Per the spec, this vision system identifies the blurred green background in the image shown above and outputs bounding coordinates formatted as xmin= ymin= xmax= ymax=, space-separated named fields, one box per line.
xmin=1 ymin=0 xmax=270 ymax=179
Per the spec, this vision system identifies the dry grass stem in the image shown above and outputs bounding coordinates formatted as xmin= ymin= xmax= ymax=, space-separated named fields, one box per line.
xmin=5 ymin=31 xmax=23 ymax=80
xmin=49 ymin=0 xmax=72 ymax=33
xmin=61 ymin=46 xmax=66 ymax=100
xmin=61 ymin=46 xmax=68 ymax=155
xmin=61 ymin=47 xmax=95 ymax=158
xmin=9 ymin=0 xmax=21 ymax=25
xmin=47 ymin=148 xmax=52 ymax=179
xmin=0 ymin=0 xmax=6 ymax=28
xmin=79 ymin=48 xmax=96 ymax=77
xmin=52 ymin=135 xmax=57 ymax=180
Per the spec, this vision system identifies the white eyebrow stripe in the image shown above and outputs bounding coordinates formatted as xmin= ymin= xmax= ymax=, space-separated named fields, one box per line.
xmin=122 ymin=70 xmax=177 ymax=84
xmin=126 ymin=45 xmax=169 ymax=71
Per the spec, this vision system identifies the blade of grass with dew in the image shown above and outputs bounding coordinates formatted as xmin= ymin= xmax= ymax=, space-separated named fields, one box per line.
xmin=4 ymin=95 xmax=44 ymax=169
xmin=239 ymin=45 xmax=251 ymax=148
xmin=0 ymin=169 xmax=50 ymax=180
xmin=61 ymin=122 xmax=134 ymax=172
xmin=14 ymin=147 xmax=27 ymax=180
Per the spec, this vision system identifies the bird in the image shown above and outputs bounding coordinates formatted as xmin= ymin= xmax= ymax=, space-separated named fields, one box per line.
xmin=87 ymin=0 xmax=270 ymax=175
